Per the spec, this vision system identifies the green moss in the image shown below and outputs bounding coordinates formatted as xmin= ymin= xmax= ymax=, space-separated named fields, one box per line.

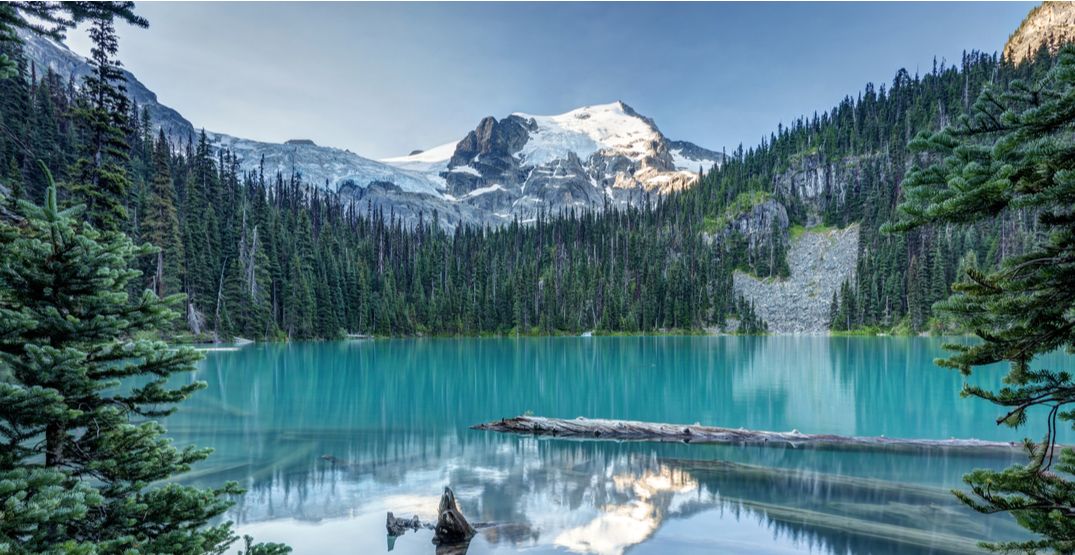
xmin=829 ymin=319 xmax=919 ymax=337
xmin=830 ymin=326 xmax=886 ymax=336
xmin=789 ymin=223 xmax=835 ymax=242
xmin=707 ymin=190 xmax=773 ymax=231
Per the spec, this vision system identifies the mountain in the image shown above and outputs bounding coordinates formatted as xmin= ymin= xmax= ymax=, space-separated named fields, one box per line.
xmin=382 ymin=102 xmax=722 ymax=224
xmin=19 ymin=31 xmax=721 ymax=228
xmin=16 ymin=30 xmax=194 ymax=139
xmin=16 ymin=31 xmax=455 ymax=204
xmin=1003 ymin=1 xmax=1075 ymax=65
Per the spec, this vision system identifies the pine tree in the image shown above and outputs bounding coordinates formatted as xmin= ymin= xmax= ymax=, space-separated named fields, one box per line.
xmin=142 ymin=129 xmax=184 ymax=299
xmin=0 ymin=167 xmax=289 ymax=553
xmin=0 ymin=3 xmax=147 ymax=79
xmin=70 ymin=15 xmax=133 ymax=232
xmin=885 ymin=46 xmax=1075 ymax=552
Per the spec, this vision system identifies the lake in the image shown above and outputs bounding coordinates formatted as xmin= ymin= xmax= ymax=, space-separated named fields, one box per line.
xmin=164 ymin=336 xmax=1071 ymax=554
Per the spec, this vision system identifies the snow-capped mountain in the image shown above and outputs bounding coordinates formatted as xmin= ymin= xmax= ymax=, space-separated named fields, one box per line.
xmin=382 ymin=102 xmax=723 ymax=223
xmin=18 ymin=31 xmax=721 ymax=228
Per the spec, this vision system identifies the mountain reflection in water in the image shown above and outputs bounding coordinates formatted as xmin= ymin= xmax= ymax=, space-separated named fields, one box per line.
xmin=158 ymin=337 xmax=1067 ymax=554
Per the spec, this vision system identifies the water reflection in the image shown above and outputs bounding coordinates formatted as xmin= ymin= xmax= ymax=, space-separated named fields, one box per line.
xmin=204 ymin=439 xmax=1027 ymax=554
xmin=159 ymin=337 xmax=1070 ymax=554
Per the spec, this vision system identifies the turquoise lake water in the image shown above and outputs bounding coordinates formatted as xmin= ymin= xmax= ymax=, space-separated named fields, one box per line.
xmin=165 ymin=336 xmax=1073 ymax=554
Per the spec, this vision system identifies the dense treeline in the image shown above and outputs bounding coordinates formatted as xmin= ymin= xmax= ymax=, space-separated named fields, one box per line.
xmin=0 ymin=26 xmax=1057 ymax=338
xmin=0 ymin=5 xmax=287 ymax=555
xmin=884 ymin=44 xmax=1075 ymax=552
xmin=667 ymin=47 xmax=1057 ymax=332
xmin=0 ymin=35 xmax=770 ymax=339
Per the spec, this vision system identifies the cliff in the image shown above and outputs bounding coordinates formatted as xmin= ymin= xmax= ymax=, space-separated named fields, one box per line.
xmin=1004 ymin=2 xmax=1075 ymax=65
xmin=733 ymin=224 xmax=860 ymax=334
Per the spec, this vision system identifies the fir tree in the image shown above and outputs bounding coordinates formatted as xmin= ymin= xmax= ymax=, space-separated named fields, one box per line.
xmin=885 ymin=45 xmax=1075 ymax=552
xmin=0 ymin=2 xmax=147 ymax=79
xmin=70 ymin=15 xmax=133 ymax=232
xmin=143 ymin=129 xmax=184 ymax=298
xmin=0 ymin=167 xmax=289 ymax=554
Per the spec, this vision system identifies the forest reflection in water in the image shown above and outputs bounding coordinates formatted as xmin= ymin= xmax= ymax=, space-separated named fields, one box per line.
xmin=159 ymin=337 xmax=1068 ymax=554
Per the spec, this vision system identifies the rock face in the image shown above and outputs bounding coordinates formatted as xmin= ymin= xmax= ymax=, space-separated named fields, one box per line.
xmin=715 ymin=199 xmax=789 ymax=252
xmin=733 ymin=224 xmax=859 ymax=334
xmin=774 ymin=153 xmax=886 ymax=226
xmin=723 ymin=150 xmax=880 ymax=333
xmin=338 ymin=181 xmax=487 ymax=228
xmin=1004 ymin=2 xmax=1075 ymax=65
xmin=16 ymin=29 xmax=192 ymax=139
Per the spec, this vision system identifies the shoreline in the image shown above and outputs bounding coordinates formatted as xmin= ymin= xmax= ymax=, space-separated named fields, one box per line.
xmin=178 ymin=328 xmax=966 ymax=346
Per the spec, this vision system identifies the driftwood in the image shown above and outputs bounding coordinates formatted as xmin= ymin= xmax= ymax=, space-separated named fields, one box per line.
xmin=387 ymin=487 xmax=477 ymax=554
xmin=386 ymin=512 xmax=430 ymax=536
xmin=473 ymin=415 xmax=1032 ymax=452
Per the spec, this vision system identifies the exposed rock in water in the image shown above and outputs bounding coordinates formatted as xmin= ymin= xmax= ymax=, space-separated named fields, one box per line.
xmin=1004 ymin=2 xmax=1075 ymax=66
xmin=734 ymin=224 xmax=859 ymax=333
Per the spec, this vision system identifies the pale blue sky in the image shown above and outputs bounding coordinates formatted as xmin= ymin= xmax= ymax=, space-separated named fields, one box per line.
xmin=66 ymin=2 xmax=1034 ymax=158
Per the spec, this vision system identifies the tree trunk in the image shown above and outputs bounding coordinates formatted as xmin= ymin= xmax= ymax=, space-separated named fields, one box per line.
xmin=474 ymin=415 xmax=1033 ymax=453
xmin=45 ymin=422 xmax=64 ymax=467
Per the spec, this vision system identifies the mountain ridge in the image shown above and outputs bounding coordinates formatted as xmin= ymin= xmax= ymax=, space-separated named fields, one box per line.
xmin=19 ymin=31 xmax=721 ymax=228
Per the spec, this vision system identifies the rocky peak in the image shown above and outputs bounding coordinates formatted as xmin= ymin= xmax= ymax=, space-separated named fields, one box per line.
xmin=1004 ymin=2 xmax=1075 ymax=65
xmin=448 ymin=115 xmax=531 ymax=168
xmin=382 ymin=101 xmax=723 ymax=222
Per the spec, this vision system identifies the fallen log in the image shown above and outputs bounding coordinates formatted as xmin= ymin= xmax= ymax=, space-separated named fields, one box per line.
xmin=472 ymin=415 xmax=1034 ymax=452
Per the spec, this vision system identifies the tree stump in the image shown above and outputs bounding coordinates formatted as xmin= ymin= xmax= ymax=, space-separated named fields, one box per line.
xmin=384 ymin=486 xmax=477 ymax=553
xmin=433 ymin=487 xmax=476 ymax=545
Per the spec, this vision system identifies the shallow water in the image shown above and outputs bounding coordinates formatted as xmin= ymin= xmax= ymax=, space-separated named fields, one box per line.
xmin=164 ymin=336 xmax=1072 ymax=554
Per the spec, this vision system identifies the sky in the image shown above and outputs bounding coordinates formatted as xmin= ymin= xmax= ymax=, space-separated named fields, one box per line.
xmin=66 ymin=2 xmax=1034 ymax=159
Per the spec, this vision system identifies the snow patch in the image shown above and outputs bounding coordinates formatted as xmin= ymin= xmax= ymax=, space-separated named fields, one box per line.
xmin=381 ymin=141 xmax=457 ymax=174
xmin=461 ymin=184 xmax=505 ymax=199
xmin=671 ymin=148 xmax=717 ymax=174
xmin=450 ymin=165 xmax=482 ymax=177
xmin=514 ymin=102 xmax=661 ymax=167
